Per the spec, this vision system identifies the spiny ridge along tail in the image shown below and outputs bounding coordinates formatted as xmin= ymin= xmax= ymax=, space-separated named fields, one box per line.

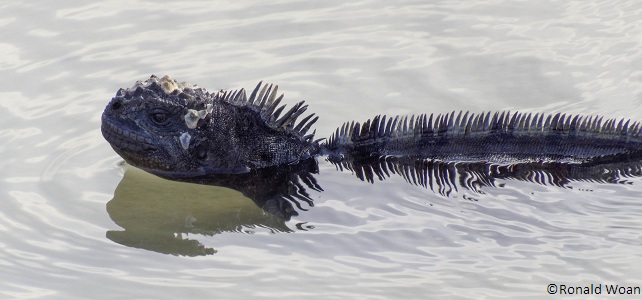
xmin=321 ymin=110 xmax=642 ymax=162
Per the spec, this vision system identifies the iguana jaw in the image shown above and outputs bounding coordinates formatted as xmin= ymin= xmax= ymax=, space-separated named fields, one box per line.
xmin=101 ymin=116 xmax=157 ymax=152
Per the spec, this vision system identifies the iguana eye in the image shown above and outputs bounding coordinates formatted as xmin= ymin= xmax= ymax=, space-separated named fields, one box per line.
xmin=150 ymin=109 xmax=171 ymax=125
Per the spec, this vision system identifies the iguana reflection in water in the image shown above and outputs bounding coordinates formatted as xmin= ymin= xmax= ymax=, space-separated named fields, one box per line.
xmin=107 ymin=155 xmax=642 ymax=256
xmin=106 ymin=159 xmax=319 ymax=257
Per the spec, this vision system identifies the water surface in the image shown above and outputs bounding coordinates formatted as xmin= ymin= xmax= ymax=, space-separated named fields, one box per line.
xmin=2 ymin=1 xmax=642 ymax=299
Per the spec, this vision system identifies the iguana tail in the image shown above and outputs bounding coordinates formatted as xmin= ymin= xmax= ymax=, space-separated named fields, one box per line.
xmin=320 ymin=111 xmax=642 ymax=164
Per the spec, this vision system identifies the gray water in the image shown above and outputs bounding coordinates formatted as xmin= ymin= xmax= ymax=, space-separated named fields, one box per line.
xmin=2 ymin=1 xmax=642 ymax=299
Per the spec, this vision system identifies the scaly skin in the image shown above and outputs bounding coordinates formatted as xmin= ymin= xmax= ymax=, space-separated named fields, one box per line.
xmin=322 ymin=110 xmax=642 ymax=164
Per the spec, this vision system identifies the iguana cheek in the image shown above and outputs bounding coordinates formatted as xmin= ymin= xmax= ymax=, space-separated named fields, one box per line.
xmin=196 ymin=145 xmax=208 ymax=160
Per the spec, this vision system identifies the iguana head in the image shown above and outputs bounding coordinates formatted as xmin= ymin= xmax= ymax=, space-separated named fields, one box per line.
xmin=101 ymin=75 xmax=220 ymax=176
xmin=102 ymin=75 xmax=320 ymax=177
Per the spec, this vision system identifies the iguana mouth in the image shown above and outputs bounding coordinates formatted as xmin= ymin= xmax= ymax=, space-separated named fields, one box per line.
xmin=101 ymin=117 xmax=157 ymax=152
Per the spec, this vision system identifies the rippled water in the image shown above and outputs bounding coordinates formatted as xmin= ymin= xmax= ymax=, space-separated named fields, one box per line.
xmin=2 ymin=0 xmax=642 ymax=299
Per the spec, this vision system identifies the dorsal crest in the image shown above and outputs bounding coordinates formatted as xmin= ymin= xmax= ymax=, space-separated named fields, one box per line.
xmin=215 ymin=81 xmax=319 ymax=142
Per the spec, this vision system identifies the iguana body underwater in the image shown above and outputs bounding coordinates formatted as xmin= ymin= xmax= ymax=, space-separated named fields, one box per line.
xmin=101 ymin=75 xmax=642 ymax=179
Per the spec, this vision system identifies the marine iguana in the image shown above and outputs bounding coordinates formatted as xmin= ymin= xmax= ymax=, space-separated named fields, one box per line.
xmin=102 ymin=75 xmax=642 ymax=180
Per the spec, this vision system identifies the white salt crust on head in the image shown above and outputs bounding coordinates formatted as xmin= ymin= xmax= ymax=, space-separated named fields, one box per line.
xmin=132 ymin=75 xmax=196 ymax=95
